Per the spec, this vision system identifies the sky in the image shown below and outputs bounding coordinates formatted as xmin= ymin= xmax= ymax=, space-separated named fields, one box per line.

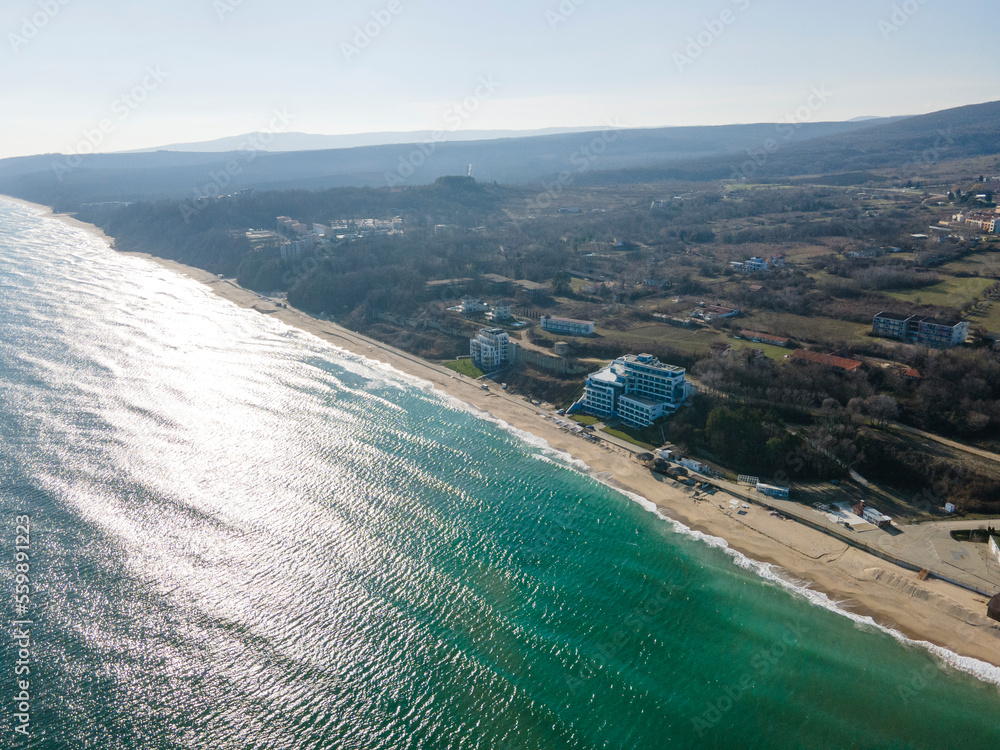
xmin=1 ymin=0 xmax=997 ymax=159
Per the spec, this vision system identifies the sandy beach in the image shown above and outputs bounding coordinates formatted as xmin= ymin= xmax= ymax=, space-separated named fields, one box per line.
xmin=10 ymin=195 xmax=1000 ymax=674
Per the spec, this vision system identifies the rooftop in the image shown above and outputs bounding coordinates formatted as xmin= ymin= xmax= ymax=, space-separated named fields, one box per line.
xmin=589 ymin=366 xmax=624 ymax=385
xmin=621 ymin=354 xmax=684 ymax=372
xmin=542 ymin=315 xmax=594 ymax=325
xmin=875 ymin=311 xmax=911 ymax=321
xmin=791 ymin=349 xmax=863 ymax=373
xmin=875 ymin=311 xmax=965 ymax=328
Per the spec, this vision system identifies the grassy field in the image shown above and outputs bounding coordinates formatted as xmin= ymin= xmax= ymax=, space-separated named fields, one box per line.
xmin=939 ymin=252 xmax=1000 ymax=277
xmin=729 ymin=338 xmax=793 ymax=361
xmin=601 ymin=426 xmax=658 ymax=450
xmin=445 ymin=359 xmax=484 ymax=378
xmin=886 ymin=276 xmax=994 ymax=308
xmin=738 ymin=312 xmax=870 ymax=346
xmin=967 ymin=301 xmax=1000 ymax=334
xmin=780 ymin=244 xmax=835 ymax=263
xmin=571 ymin=414 xmax=600 ymax=425
xmin=594 ymin=323 xmax=721 ymax=355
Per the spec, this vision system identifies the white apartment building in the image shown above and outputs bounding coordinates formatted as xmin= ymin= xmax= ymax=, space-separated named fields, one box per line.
xmin=470 ymin=328 xmax=513 ymax=371
xmin=540 ymin=315 xmax=595 ymax=336
xmin=581 ymin=353 xmax=694 ymax=428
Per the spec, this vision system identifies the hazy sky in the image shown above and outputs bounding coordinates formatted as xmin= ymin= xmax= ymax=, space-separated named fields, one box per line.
xmin=2 ymin=0 xmax=997 ymax=158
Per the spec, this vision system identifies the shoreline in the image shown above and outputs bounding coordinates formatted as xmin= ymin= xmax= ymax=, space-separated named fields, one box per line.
xmin=9 ymin=195 xmax=1000 ymax=677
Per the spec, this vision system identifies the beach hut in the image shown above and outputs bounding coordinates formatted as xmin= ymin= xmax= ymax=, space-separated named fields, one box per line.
xmin=989 ymin=594 xmax=1000 ymax=623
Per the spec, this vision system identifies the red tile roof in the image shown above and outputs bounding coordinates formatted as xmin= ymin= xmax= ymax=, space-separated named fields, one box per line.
xmin=791 ymin=349 xmax=863 ymax=373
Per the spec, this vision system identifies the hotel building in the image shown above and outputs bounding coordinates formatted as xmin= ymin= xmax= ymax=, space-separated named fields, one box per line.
xmin=872 ymin=312 xmax=969 ymax=349
xmin=581 ymin=353 xmax=694 ymax=428
xmin=470 ymin=328 xmax=513 ymax=371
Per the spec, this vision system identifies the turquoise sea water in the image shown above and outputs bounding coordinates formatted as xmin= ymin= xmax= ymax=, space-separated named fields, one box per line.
xmin=1 ymin=198 xmax=999 ymax=749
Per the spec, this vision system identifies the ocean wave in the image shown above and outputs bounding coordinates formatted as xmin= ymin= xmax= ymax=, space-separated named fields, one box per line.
xmin=436 ymin=402 xmax=1000 ymax=690
xmin=612 ymin=485 xmax=1000 ymax=689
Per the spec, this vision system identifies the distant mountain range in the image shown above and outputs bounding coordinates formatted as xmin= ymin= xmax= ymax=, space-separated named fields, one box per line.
xmin=1 ymin=101 xmax=997 ymax=210
xmin=121 ymin=128 xmax=609 ymax=153
xmin=580 ymin=100 xmax=1000 ymax=186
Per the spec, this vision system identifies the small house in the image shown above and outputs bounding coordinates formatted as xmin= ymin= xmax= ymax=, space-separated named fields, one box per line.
xmin=863 ymin=507 xmax=893 ymax=528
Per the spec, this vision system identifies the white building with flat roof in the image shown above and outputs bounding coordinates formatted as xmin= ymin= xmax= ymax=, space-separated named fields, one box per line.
xmin=470 ymin=328 xmax=513 ymax=371
xmin=581 ymin=353 xmax=694 ymax=428
xmin=540 ymin=315 xmax=595 ymax=336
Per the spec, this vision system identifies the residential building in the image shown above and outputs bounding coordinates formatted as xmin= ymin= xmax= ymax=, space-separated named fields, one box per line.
xmin=470 ymin=328 xmax=513 ymax=371
xmin=871 ymin=311 xmax=910 ymax=341
xmin=790 ymin=349 xmax=863 ymax=373
xmin=691 ymin=304 xmax=739 ymax=322
xmin=488 ymin=300 xmax=514 ymax=322
xmin=732 ymin=255 xmax=783 ymax=273
xmin=540 ymin=315 xmax=595 ymax=336
xmin=581 ymin=353 xmax=695 ymax=428
xmin=460 ymin=296 xmax=489 ymax=314
xmin=872 ymin=311 xmax=969 ymax=348
xmin=740 ymin=330 xmax=790 ymax=347
xmin=678 ymin=457 xmax=710 ymax=474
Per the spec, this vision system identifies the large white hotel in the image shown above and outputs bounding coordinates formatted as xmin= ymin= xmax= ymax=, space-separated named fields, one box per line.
xmin=581 ymin=354 xmax=695 ymax=428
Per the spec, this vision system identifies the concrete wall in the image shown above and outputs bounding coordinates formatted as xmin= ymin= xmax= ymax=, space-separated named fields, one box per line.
xmin=515 ymin=347 xmax=590 ymax=376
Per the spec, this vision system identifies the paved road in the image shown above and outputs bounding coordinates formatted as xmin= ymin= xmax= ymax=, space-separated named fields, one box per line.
xmin=698 ymin=474 xmax=1000 ymax=595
